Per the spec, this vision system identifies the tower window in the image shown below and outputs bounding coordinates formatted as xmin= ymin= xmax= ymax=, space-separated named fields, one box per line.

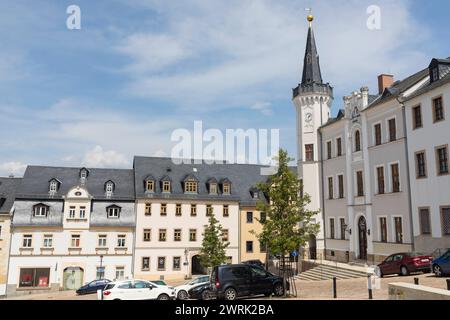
xmin=305 ymin=144 xmax=314 ymax=161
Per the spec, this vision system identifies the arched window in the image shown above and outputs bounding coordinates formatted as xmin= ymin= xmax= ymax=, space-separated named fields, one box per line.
xmin=354 ymin=130 xmax=361 ymax=152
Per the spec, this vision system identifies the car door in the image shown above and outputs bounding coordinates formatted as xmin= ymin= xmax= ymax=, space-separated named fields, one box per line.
xmin=115 ymin=281 xmax=134 ymax=300
xmin=249 ymin=266 xmax=272 ymax=295
xmin=392 ymin=254 xmax=404 ymax=274
xmin=230 ymin=266 xmax=251 ymax=297
xmin=441 ymin=251 xmax=450 ymax=273
xmin=132 ymin=281 xmax=155 ymax=300
xmin=380 ymin=255 xmax=394 ymax=275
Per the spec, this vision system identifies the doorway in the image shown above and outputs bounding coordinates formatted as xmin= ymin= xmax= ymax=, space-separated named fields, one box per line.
xmin=191 ymin=255 xmax=207 ymax=275
xmin=308 ymin=235 xmax=317 ymax=260
xmin=358 ymin=216 xmax=368 ymax=260
xmin=63 ymin=267 xmax=84 ymax=290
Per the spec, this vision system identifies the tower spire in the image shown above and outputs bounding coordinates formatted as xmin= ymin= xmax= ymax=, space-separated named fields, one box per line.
xmin=301 ymin=13 xmax=323 ymax=86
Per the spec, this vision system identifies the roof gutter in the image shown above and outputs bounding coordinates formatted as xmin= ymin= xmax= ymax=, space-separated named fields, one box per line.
xmin=396 ymin=96 xmax=415 ymax=252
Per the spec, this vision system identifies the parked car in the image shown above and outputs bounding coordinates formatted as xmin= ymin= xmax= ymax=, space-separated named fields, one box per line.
xmin=150 ymin=280 xmax=174 ymax=290
xmin=76 ymin=279 xmax=111 ymax=295
xmin=175 ymin=275 xmax=210 ymax=300
xmin=377 ymin=252 xmax=432 ymax=277
xmin=188 ymin=282 xmax=214 ymax=300
xmin=100 ymin=279 xmax=175 ymax=300
xmin=210 ymin=264 xmax=286 ymax=300
xmin=432 ymin=249 xmax=450 ymax=277
xmin=242 ymin=259 xmax=265 ymax=269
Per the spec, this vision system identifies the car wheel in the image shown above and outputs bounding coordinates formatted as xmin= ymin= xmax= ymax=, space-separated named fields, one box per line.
xmin=224 ymin=288 xmax=237 ymax=301
xmin=157 ymin=294 xmax=170 ymax=300
xmin=400 ymin=266 xmax=409 ymax=276
xmin=433 ymin=265 xmax=443 ymax=277
xmin=273 ymin=283 xmax=284 ymax=296
xmin=201 ymin=290 xmax=212 ymax=300
xmin=177 ymin=290 xmax=188 ymax=300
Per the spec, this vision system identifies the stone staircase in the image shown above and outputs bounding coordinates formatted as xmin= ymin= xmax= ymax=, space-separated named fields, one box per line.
xmin=295 ymin=263 xmax=368 ymax=281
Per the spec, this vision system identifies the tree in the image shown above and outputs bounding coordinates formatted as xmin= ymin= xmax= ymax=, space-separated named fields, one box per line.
xmin=199 ymin=211 xmax=230 ymax=270
xmin=255 ymin=149 xmax=320 ymax=296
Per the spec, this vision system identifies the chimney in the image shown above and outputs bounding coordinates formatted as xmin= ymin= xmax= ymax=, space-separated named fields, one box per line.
xmin=378 ymin=74 xmax=394 ymax=94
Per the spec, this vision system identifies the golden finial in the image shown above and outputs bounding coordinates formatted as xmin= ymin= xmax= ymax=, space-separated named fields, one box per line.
xmin=305 ymin=8 xmax=313 ymax=26
xmin=307 ymin=15 xmax=314 ymax=23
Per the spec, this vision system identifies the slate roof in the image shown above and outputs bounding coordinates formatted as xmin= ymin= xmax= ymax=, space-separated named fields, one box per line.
xmin=17 ymin=166 xmax=135 ymax=200
xmin=133 ymin=156 xmax=286 ymax=205
xmin=0 ymin=177 xmax=22 ymax=214
xmin=90 ymin=202 xmax=135 ymax=227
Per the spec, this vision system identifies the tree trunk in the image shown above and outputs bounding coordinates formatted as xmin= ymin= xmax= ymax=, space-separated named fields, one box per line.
xmin=282 ymin=254 xmax=287 ymax=298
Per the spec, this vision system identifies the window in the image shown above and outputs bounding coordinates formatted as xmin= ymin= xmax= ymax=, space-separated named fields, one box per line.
xmin=377 ymin=167 xmax=385 ymax=194
xmin=71 ymin=234 xmax=80 ymax=247
xmin=327 ymin=141 xmax=332 ymax=159
xmin=115 ymin=267 xmax=125 ymax=280
xmin=157 ymin=257 xmax=166 ymax=270
xmin=246 ymin=241 xmax=253 ymax=253
xmin=185 ymin=181 xmax=198 ymax=193
xmin=432 ymin=67 xmax=439 ymax=82
xmin=394 ymin=217 xmax=403 ymax=243
xmin=160 ymin=204 xmax=167 ymax=216
xmin=173 ymin=257 xmax=181 ymax=270
xmin=433 ymin=97 xmax=444 ymax=122
xmin=329 ymin=218 xmax=335 ymax=239
xmin=442 ymin=207 xmax=450 ymax=235
xmin=107 ymin=206 xmax=120 ymax=218
xmin=413 ymin=105 xmax=422 ymax=129
xmin=260 ymin=211 xmax=266 ymax=223
xmin=33 ymin=204 xmax=49 ymax=217
xmin=189 ymin=229 xmax=197 ymax=242
xmin=305 ymin=144 xmax=314 ymax=161
xmin=162 ymin=181 xmax=171 ymax=193
xmin=174 ymin=229 xmax=182 ymax=241
xmin=69 ymin=206 xmax=76 ymax=218
xmin=98 ymin=235 xmax=107 ymax=247
xmin=388 ymin=118 xmax=396 ymax=142
xmin=142 ymin=257 xmax=150 ymax=271
xmin=79 ymin=206 xmax=86 ymax=219
xmin=336 ymin=138 xmax=342 ymax=157
xmin=19 ymin=268 xmax=50 ymax=288
xmin=117 ymin=235 xmax=126 ymax=248
xmin=175 ymin=204 xmax=182 ymax=216
xmin=146 ymin=180 xmax=154 ymax=192
xmin=190 ymin=204 xmax=197 ymax=216
xmin=145 ymin=203 xmax=151 ymax=216
xmin=374 ymin=123 xmax=382 ymax=146
xmin=223 ymin=205 xmax=229 ymax=217
xmin=380 ymin=217 xmax=387 ymax=242
xmin=49 ymin=181 xmax=58 ymax=194
xmin=338 ymin=175 xmax=344 ymax=199
xmin=340 ymin=218 xmax=346 ymax=240
xmin=354 ymin=130 xmax=361 ymax=152
xmin=328 ymin=177 xmax=333 ymax=199
xmin=143 ymin=229 xmax=151 ymax=242
xmin=436 ymin=146 xmax=449 ymax=175
xmin=246 ymin=212 xmax=253 ymax=223
xmin=206 ymin=205 xmax=213 ymax=216
xmin=209 ymin=183 xmax=217 ymax=194
xmin=105 ymin=182 xmax=114 ymax=197
xmin=159 ymin=229 xmax=167 ymax=242
xmin=222 ymin=183 xmax=231 ymax=195
xmin=391 ymin=163 xmax=400 ymax=192
xmin=43 ymin=235 xmax=53 ymax=248
xmin=419 ymin=208 xmax=431 ymax=235
xmin=222 ymin=229 xmax=229 ymax=242
xmin=415 ymin=151 xmax=427 ymax=178
xmin=356 ymin=171 xmax=364 ymax=197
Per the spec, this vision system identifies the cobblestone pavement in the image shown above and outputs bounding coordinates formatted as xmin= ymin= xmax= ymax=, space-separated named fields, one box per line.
xmin=2 ymin=273 xmax=448 ymax=300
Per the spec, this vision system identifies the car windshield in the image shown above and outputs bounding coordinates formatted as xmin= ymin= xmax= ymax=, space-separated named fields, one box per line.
xmin=409 ymin=252 xmax=425 ymax=257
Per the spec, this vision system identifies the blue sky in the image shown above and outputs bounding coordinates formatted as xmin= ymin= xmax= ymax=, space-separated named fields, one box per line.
xmin=1 ymin=0 xmax=449 ymax=176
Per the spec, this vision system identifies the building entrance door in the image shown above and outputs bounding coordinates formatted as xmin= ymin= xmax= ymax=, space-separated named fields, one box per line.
xmin=358 ymin=216 xmax=368 ymax=260
xmin=63 ymin=267 xmax=84 ymax=290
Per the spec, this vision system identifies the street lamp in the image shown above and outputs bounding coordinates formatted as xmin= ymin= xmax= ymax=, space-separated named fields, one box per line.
xmin=99 ymin=255 xmax=104 ymax=279
xmin=184 ymin=249 xmax=189 ymax=280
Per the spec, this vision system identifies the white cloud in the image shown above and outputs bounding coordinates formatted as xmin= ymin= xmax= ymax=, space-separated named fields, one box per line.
xmin=0 ymin=162 xmax=27 ymax=177
xmin=82 ymin=146 xmax=128 ymax=168
xmin=250 ymin=102 xmax=273 ymax=116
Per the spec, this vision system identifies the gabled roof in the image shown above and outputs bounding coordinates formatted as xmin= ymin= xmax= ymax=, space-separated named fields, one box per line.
xmin=183 ymin=174 xmax=199 ymax=182
xmin=0 ymin=177 xmax=22 ymax=214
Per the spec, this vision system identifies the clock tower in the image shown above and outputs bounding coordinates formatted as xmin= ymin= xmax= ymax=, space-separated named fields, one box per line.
xmin=292 ymin=14 xmax=333 ymax=258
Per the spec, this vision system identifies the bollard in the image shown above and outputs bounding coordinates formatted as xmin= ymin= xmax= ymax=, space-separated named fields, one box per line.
xmin=414 ymin=277 xmax=419 ymax=285
xmin=367 ymin=274 xmax=373 ymax=300
xmin=447 ymin=279 xmax=450 ymax=291
xmin=333 ymin=277 xmax=337 ymax=299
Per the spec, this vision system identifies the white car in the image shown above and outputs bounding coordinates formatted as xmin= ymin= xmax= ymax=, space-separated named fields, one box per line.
xmin=174 ymin=275 xmax=210 ymax=300
xmin=99 ymin=279 xmax=175 ymax=300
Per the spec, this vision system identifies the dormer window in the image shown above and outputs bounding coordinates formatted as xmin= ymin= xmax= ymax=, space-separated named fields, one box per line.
xmin=253 ymin=191 xmax=259 ymax=199
xmin=107 ymin=205 xmax=121 ymax=218
xmin=432 ymin=68 xmax=439 ymax=82
xmin=105 ymin=181 xmax=115 ymax=198
xmin=33 ymin=204 xmax=49 ymax=217
xmin=222 ymin=183 xmax=230 ymax=195
xmin=146 ymin=180 xmax=154 ymax=192
xmin=48 ymin=179 xmax=60 ymax=195
xmin=185 ymin=180 xmax=198 ymax=193
xmin=79 ymin=168 xmax=89 ymax=182
xmin=162 ymin=181 xmax=171 ymax=192
xmin=210 ymin=183 xmax=217 ymax=194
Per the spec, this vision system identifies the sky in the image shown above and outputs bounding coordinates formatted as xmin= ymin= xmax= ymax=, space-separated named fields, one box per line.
xmin=0 ymin=0 xmax=449 ymax=176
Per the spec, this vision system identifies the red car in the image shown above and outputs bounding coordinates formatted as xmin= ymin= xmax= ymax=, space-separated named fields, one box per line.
xmin=377 ymin=252 xmax=432 ymax=277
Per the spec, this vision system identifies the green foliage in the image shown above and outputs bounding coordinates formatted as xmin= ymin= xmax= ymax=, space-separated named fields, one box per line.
xmin=199 ymin=210 xmax=230 ymax=268
xmin=255 ymin=149 xmax=320 ymax=257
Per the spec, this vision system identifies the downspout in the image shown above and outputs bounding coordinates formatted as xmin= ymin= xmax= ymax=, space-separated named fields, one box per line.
xmin=319 ymin=98 xmax=327 ymax=257
xmin=396 ymin=96 xmax=415 ymax=252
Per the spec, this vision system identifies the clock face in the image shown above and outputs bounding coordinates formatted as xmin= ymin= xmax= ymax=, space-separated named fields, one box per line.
xmin=305 ymin=112 xmax=313 ymax=123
